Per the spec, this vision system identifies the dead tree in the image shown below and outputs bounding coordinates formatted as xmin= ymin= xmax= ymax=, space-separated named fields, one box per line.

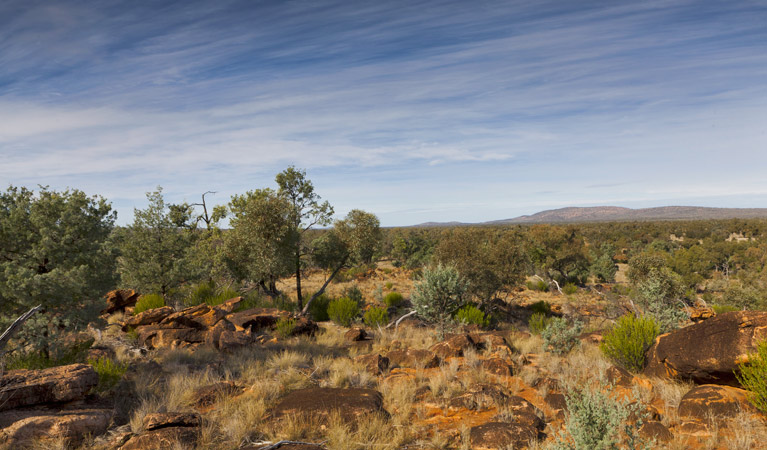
xmin=0 ymin=305 xmax=42 ymax=376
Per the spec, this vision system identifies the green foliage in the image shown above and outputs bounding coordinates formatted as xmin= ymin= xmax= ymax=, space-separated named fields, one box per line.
xmin=529 ymin=312 xmax=552 ymax=335
xmin=4 ymin=338 xmax=93 ymax=370
xmin=363 ymin=306 xmax=389 ymax=328
xmin=723 ymin=284 xmax=765 ymax=310
xmin=0 ymin=186 xmax=116 ymax=355
xmin=390 ymin=229 xmax=435 ymax=269
xmin=530 ymin=300 xmax=552 ymax=315
xmin=527 ymin=280 xmax=549 ymax=291
xmin=383 ymin=291 xmax=404 ymax=308
xmin=629 ymin=252 xmax=688 ymax=333
xmin=225 ymin=188 xmax=297 ymax=298
xmin=411 ymin=264 xmax=468 ymax=338
xmin=600 ymin=314 xmax=660 ymax=372
xmin=385 ymin=281 xmax=394 ymax=290
xmin=547 ymin=383 xmax=650 ymax=450
xmin=712 ymin=304 xmax=739 ymax=314
xmin=118 ymin=187 xmax=193 ymax=299
xmin=185 ymin=281 xmax=216 ymax=306
xmin=274 ymin=317 xmax=296 ymax=338
xmin=454 ymin=304 xmax=489 ymax=328
xmin=89 ymin=357 xmax=128 ymax=392
xmin=528 ymin=224 xmax=591 ymax=286
xmin=563 ymin=283 xmax=578 ymax=295
xmin=205 ymin=287 xmax=240 ymax=306
xmin=541 ymin=317 xmax=583 ymax=355
xmin=307 ymin=293 xmax=332 ymax=321
xmin=327 ymin=297 xmax=361 ymax=327
xmin=590 ymin=243 xmax=618 ymax=283
xmin=434 ymin=228 xmax=527 ymax=304
xmin=133 ymin=294 xmax=165 ymax=315
xmin=343 ymin=285 xmax=364 ymax=304
xmin=736 ymin=339 xmax=767 ymax=413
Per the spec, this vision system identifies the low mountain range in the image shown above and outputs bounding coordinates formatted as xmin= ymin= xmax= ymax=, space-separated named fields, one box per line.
xmin=414 ymin=206 xmax=767 ymax=227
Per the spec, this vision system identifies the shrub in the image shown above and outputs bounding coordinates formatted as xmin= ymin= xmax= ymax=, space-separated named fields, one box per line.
xmin=383 ymin=291 xmax=404 ymax=308
xmin=529 ymin=312 xmax=552 ymax=335
xmin=133 ymin=294 xmax=165 ymax=315
xmin=455 ymin=304 xmax=489 ymax=328
xmin=563 ymin=283 xmax=578 ymax=295
xmin=343 ymin=285 xmax=364 ymax=304
xmin=89 ymin=357 xmax=128 ymax=392
xmin=600 ymin=314 xmax=659 ymax=372
xmin=530 ymin=300 xmax=552 ymax=315
xmin=527 ymin=279 xmax=549 ymax=291
xmin=541 ymin=317 xmax=583 ymax=355
xmin=205 ymin=287 xmax=240 ymax=306
xmin=712 ymin=304 xmax=739 ymax=314
xmin=185 ymin=281 xmax=216 ymax=306
xmin=274 ymin=317 xmax=296 ymax=338
xmin=327 ymin=297 xmax=360 ymax=327
xmin=5 ymin=338 xmax=93 ymax=370
xmin=736 ymin=339 xmax=767 ymax=413
xmin=364 ymin=306 xmax=389 ymax=328
xmin=411 ymin=264 xmax=468 ymax=338
xmin=385 ymin=281 xmax=394 ymax=290
xmin=548 ymin=383 xmax=648 ymax=450
xmin=307 ymin=293 xmax=332 ymax=321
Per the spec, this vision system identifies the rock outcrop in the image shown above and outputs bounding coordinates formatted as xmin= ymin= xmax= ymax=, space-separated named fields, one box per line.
xmin=0 ymin=364 xmax=98 ymax=411
xmin=643 ymin=311 xmax=767 ymax=385
xmin=270 ymin=387 xmax=388 ymax=424
xmin=102 ymin=289 xmax=139 ymax=315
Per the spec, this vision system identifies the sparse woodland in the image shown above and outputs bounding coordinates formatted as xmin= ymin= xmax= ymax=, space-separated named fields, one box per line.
xmin=2 ymin=168 xmax=767 ymax=449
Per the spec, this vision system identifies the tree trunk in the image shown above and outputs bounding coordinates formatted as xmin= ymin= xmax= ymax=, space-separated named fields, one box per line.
xmin=295 ymin=248 xmax=303 ymax=310
xmin=301 ymin=258 xmax=347 ymax=316
xmin=0 ymin=305 xmax=42 ymax=374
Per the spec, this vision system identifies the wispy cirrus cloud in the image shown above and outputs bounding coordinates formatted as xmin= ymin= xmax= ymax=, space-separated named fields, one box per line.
xmin=0 ymin=0 xmax=765 ymax=224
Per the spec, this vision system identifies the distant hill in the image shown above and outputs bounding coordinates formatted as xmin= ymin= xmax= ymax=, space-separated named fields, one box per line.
xmin=412 ymin=206 xmax=767 ymax=227
xmin=494 ymin=206 xmax=767 ymax=224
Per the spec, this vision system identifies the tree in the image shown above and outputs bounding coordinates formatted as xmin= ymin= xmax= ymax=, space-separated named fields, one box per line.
xmin=410 ymin=264 xmax=468 ymax=338
xmin=117 ymin=187 xmax=193 ymax=298
xmin=590 ymin=243 xmax=618 ymax=283
xmin=0 ymin=186 xmax=116 ymax=356
xmin=434 ymin=228 xmax=527 ymax=305
xmin=224 ymin=189 xmax=296 ymax=297
xmin=190 ymin=191 xmax=227 ymax=230
xmin=302 ymin=209 xmax=381 ymax=315
xmin=276 ymin=167 xmax=333 ymax=309
xmin=627 ymin=252 xmax=688 ymax=332
xmin=528 ymin=225 xmax=590 ymax=289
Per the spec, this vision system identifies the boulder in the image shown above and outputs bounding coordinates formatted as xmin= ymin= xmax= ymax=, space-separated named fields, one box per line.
xmin=103 ymin=289 xmax=139 ymax=314
xmin=192 ymin=382 xmax=243 ymax=409
xmin=290 ymin=316 xmax=319 ymax=337
xmin=143 ymin=412 xmax=201 ymax=431
xmin=678 ymin=384 xmax=755 ymax=422
xmin=227 ymin=308 xmax=290 ymax=332
xmin=160 ymin=304 xmax=228 ymax=329
xmin=429 ymin=334 xmax=476 ymax=358
xmin=451 ymin=384 xmax=508 ymax=410
xmin=495 ymin=396 xmax=545 ymax=430
xmin=0 ymin=404 xmax=112 ymax=447
xmin=639 ymin=420 xmax=672 ymax=442
xmin=606 ymin=365 xmax=634 ymax=387
xmin=470 ymin=422 xmax=539 ymax=450
xmin=385 ymin=348 xmax=439 ymax=369
xmin=481 ymin=358 xmax=514 ymax=377
xmin=270 ymin=387 xmax=388 ymax=424
xmin=0 ymin=364 xmax=98 ymax=411
xmin=354 ymin=354 xmax=390 ymax=375
xmin=121 ymin=306 xmax=175 ymax=331
xmin=121 ymin=412 xmax=201 ymax=450
xmin=136 ymin=326 xmax=207 ymax=349
xmin=644 ymin=311 xmax=767 ymax=385
xmin=345 ymin=328 xmax=368 ymax=342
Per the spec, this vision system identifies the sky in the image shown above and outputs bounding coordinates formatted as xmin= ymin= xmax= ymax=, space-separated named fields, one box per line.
xmin=1 ymin=0 xmax=766 ymax=226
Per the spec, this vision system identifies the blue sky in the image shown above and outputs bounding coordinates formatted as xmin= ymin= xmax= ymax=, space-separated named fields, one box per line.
xmin=1 ymin=0 xmax=766 ymax=226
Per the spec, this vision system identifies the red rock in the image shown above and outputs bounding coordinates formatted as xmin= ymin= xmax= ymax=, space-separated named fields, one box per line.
xmin=354 ymin=354 xmax=390 ymax=375
xmin=429 ymin=334 xmax=476 ymax=358
xmin=121 ymin=306 xmax=175 ymax=331
xmin=0 ymin=364 xmax=98 ymax=411
xmin=386 ymin=348 xmax=440 ymax=369
xmin=0 ymin=405 xmax=112 ymax=447
xmin=470 ymin=422 xmax=539 ymax=450
xmin=102 ymin=289 xmax=139 ymax=314
xmin=270 ymin=387 xmax=388 ymax=424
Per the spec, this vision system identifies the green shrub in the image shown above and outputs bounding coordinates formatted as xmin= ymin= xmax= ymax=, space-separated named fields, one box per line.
xmin=274 ymin=317 xmax=296 ymax=338
xmin=455 ymin=304 xmax=489 ymax=328
xmin=736 ymin=339 xmax=767 ymax=413
xmin=530 ymin=300 xmax=552 ymax=315
xmin=327 ymin=297 xmax=361 ymax=327
xmin=529 ymin=312 xmax=552 ymax=335
xmin=383 ymin=291 xmax=404 ymax=308
xmin=600 ymin=314 xmax=659 ymax=372
xmin=527 ymin=279 xmax=549 ymax=291
xmin=712 ymin=304 xmax=739 ymax=314
xmin=541 ymin=317 xmax=583 ymax=355
xmin=185 ymin=281 xmax=216 ymax=306
xmin=548 ymin=383 xmax=648 ymax=450
xmin=385 ymin=281 xmax=394 ymax=290
xmin=205 ymin=287 xmax=240 ymax=306
xmin=133 ymin=294 xmax=165 ymax=315
xmin=563 ymin=283 xmax=578 ymax=295
xmin=5 ymin=338 xmax=93 ymax=370
xmin=364 ymin=306 xmax=389 ymax=328
xmin=89 ymin=357 xmax=128 ymax=392
xmin=308 ymin=293 xmax=332 ymax=321
xmin=411 ymin=264 xmax=468 ymax=338
xmin=343 ymin=285 xmax=364 ymax=304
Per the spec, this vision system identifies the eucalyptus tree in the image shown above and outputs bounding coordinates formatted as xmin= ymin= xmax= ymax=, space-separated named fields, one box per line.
xmin=276 ymin=166 xmax=333 ymax=309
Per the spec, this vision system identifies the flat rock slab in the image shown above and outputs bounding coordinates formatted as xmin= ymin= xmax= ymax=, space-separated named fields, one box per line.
xmin=678 ymin=384 xmax=755 ymax=422
xmin=122 ymin=306 xmax=175 ymax=331
xmin=120 ymin=427 xmax=199 ymax=450
xmin=644 ymin=311 xmax=767 ymax=386
xmin=0 ymin=404 xmax=112 ymax=447
xmin=0 ymin=364 xmax=98 ymax=411
xmin=143 ymin=412 xmax=202 ymax=431
xmin=385 ymin=348 xmax=439 ymax=369
xmin=470 ymin=421 xmax=539 ymax=450
xmin=270 ymin=387 xmax=388 ymax=424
